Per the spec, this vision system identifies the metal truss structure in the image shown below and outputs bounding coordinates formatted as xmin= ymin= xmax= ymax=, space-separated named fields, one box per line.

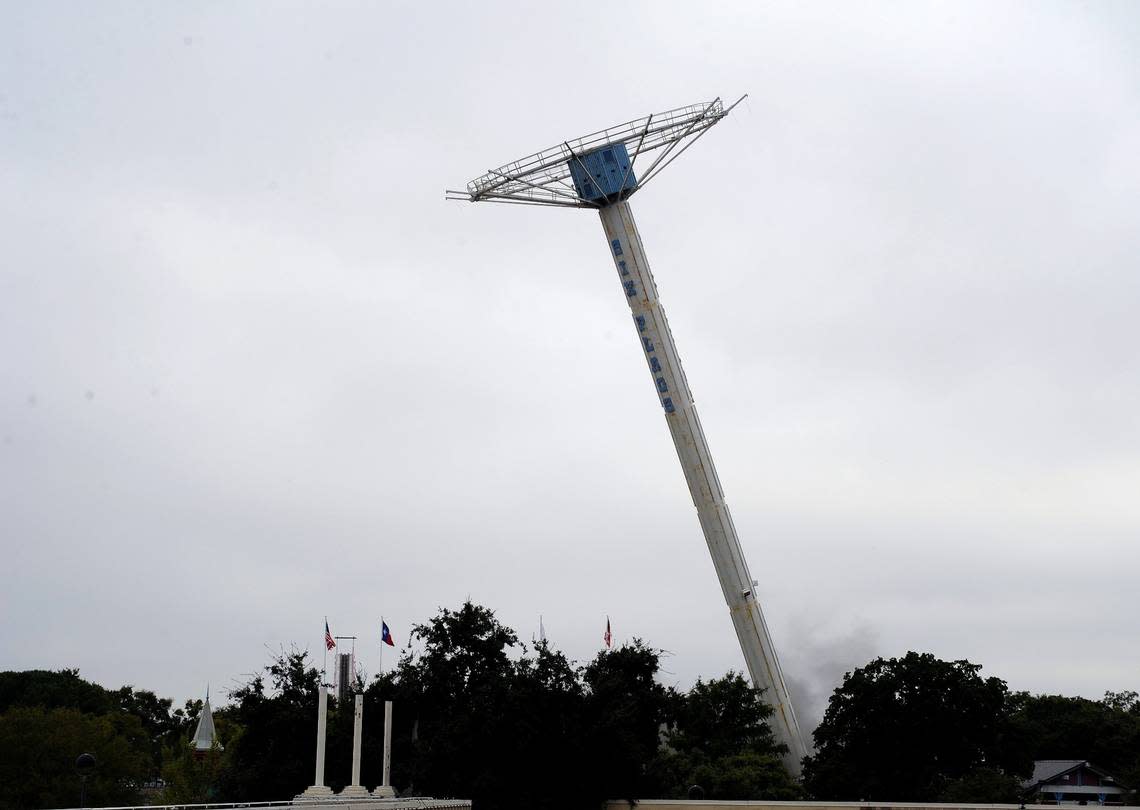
xmin=446 ymin=97 xmax=744 ymax=208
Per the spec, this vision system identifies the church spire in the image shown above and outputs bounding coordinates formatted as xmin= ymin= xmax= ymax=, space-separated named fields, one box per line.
xmin=191 ymin=689 xmax=222 ymax=753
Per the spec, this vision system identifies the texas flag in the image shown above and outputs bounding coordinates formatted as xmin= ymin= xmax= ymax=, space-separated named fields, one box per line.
xmin=381 ymin=620 xmax=395 ymax=647
xmin=604 ymin=616 xmax=612 ymax=649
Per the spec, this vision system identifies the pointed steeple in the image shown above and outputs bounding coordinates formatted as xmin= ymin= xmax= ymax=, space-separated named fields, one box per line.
xmin=191 ymin=689 xmax=222 ymax=752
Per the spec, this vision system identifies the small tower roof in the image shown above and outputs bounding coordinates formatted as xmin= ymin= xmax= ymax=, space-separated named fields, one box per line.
xmin=191 ymin=691 xmax=222 ymax=751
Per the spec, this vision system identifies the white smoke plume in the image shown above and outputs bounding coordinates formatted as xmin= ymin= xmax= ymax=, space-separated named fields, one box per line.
xmin=781 ymin=618 xmax=879 ymax=745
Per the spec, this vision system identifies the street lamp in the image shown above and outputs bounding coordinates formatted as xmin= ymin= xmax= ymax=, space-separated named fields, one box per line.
xmin=75 ymin=753 xmax=96 ymax=808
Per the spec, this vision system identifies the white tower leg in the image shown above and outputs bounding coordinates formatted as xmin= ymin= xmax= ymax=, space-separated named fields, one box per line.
xmin=599 ymin=200 xmax=807 ymax=775
xmin=296 ymin=684 xmax=334 ymax=799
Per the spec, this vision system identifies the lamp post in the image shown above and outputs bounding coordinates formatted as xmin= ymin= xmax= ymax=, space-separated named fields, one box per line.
xmin=75 ymin=753 xmax=96 ymax=808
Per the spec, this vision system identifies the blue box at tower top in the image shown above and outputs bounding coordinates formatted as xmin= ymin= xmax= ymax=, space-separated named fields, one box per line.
xmin=568 ymin=142 xmax=638 ymax=203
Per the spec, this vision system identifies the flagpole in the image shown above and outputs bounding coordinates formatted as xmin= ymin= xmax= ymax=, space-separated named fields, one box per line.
xmin=379 ymin=615 xmax=384 ymax=678
xmin=323 ymin=616 xmax=328 ymax=682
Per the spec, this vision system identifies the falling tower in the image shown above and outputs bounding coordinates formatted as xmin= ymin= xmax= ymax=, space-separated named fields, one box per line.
xmin=448 ymin=98 xmax=808 ymax=775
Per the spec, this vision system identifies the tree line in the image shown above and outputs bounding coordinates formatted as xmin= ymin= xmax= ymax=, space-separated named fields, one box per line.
xmin=1 ymin=601 xmax=1137 ymax=809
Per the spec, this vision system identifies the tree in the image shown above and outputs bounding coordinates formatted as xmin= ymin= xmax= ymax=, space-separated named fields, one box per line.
xmin=654 ymin=748 xmax=801 ymax=800
xmin=382 ymin=604 xmax=796 ymax=809
xmin=650 ymin=671 xmax=800 ymax=800
xmin=364 ymin=615 xmax=590 ymax=810
xmin=507 ymin=640 xmax=590 ymax=810
xmin=171 ymin=698 xmax=204 ymax=744
xmin=376 ymin=603 xmax=673 ymax=810
xmin=0 ymin=706 xmax=151 ymax=809
xmin=580 ymin=640 xmax=670 ymax=803
xmin=938 ymin=767 xmax=1025 ymax=803
xmin=161 ymin=737 xmax=231 ymax=804
xmin=803 ymin=652 xmax=1025 ymax=801
xmin=1007 ymin=691 xmax=1140 ymax=800
xmin=115 ymin=686 xmax=178 ymax=773
xmin=220 ymin=648 xmax=321 ymax=801
xmin=160 ymin=709 xmax=239 ymax=804
xmin=392 ymin=601 xmax=526 ymax=805
xmin=668 ymin=671 xmax=784 ymax=760
xmin=0 ymin=669 xmax=115 ymax=715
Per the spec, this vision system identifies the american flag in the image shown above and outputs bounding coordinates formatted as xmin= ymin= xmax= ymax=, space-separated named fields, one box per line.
xmin=604 ymin=616 xmax=612 ymax=649
xmin=324 ymin=620 xmax=336 ymax=651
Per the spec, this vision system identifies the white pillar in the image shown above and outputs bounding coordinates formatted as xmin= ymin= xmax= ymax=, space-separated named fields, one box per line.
xmin=339 ymin=693 xmax=370 ymax=798
xmin=314 ymin=684 xmax=329 ymax=785
xmin=383 ymin=701 xmax=393 ymax=787
xmin=296 ymin=684 xmax=334 ymax=799
xmin=352 ymin=694 xmax=363 ymax=786
xmin=372 ymin=700 xmax=395 ymax=798
xmin=598 ymin=200 xmax=807 ymax=776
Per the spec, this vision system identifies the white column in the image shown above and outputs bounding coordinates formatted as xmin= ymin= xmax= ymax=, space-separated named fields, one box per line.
xmin=340 ymin=694 xmax=370 ymax=798
xmin=383 ymin=701 xmax=393 ymax=787
xmin=315 ymin=684 xmax=329 ymax=785
xmin=352 ymin=695 xmax=363 ymax=785
xmin=372 ymin=700 xmax=395 ymax=798
xmin=296 ymin=684 xmax=334 ymax=799
xmin=598 ymin=200 xmax=807 ymax=775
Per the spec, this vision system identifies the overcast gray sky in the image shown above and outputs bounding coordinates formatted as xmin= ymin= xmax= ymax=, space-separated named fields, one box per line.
xmin=2 ymin=1 xmax=1138 ymax=733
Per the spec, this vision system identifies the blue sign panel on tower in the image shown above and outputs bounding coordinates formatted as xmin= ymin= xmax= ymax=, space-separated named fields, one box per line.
xmin=568 ymin=143 xmax=637 ymax=203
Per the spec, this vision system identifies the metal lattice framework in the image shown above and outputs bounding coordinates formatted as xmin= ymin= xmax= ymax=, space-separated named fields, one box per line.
xmin=445 ymin=97 xmax=745 ymax=208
